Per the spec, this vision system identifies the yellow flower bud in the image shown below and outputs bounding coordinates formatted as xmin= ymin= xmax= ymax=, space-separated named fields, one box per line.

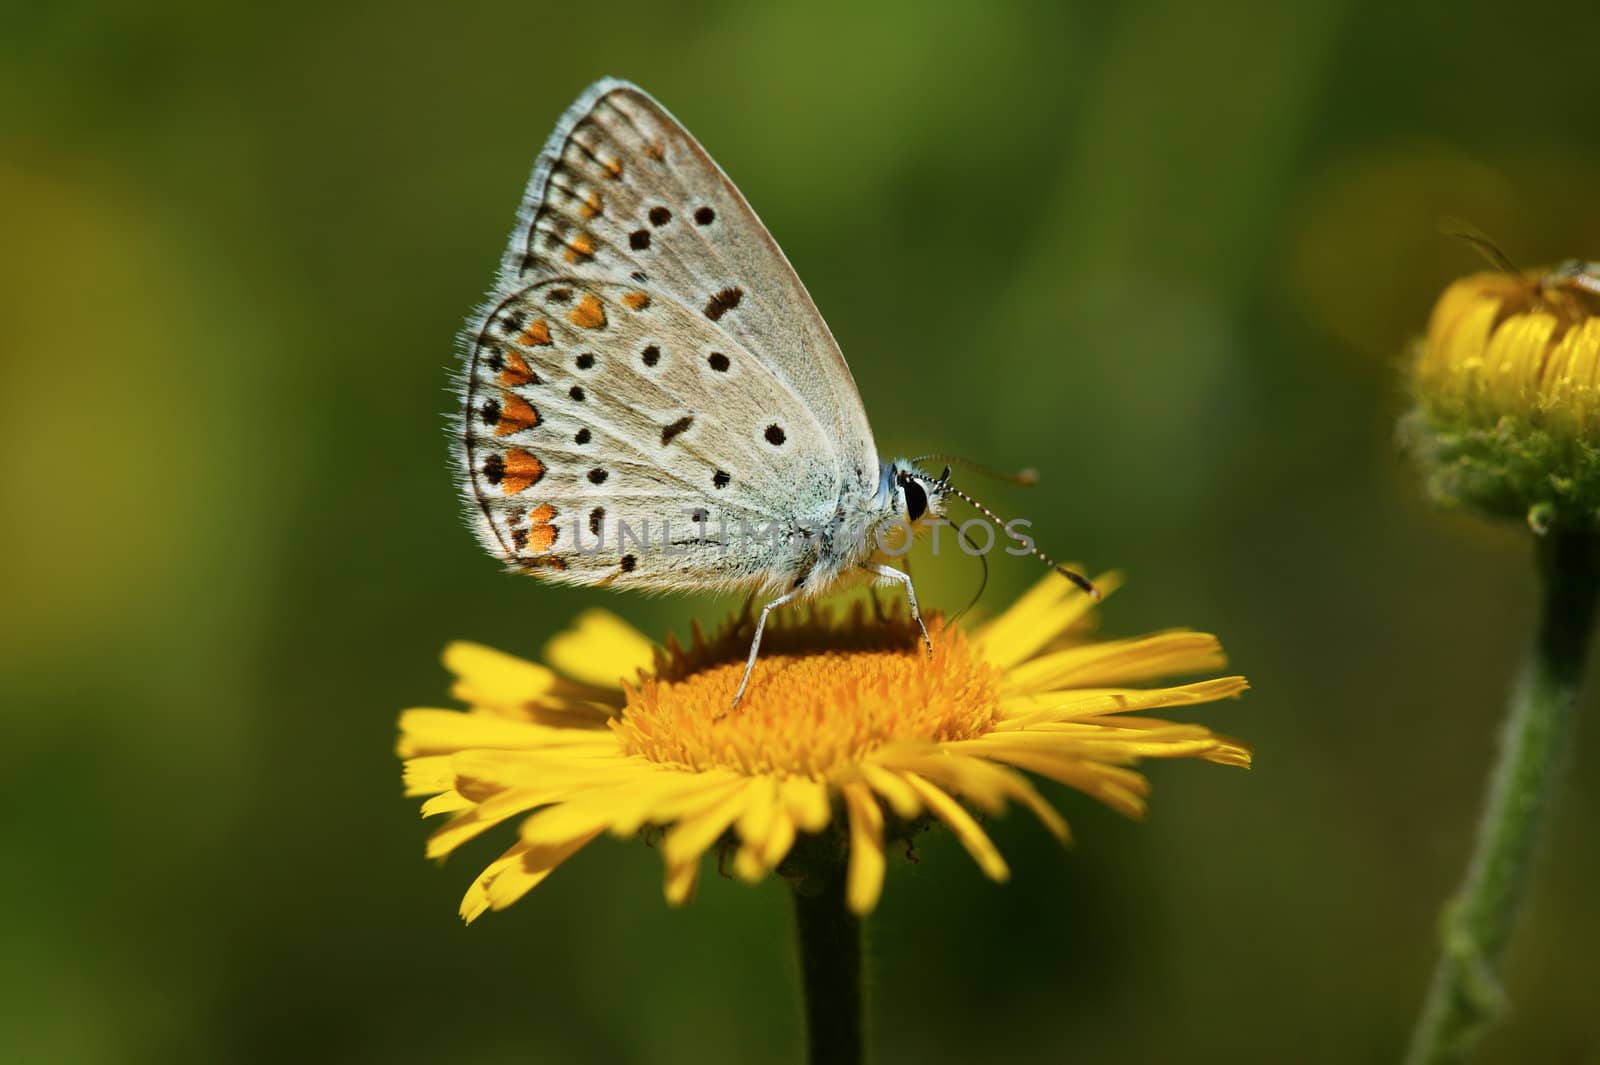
xmin=1405 ymin=264 xmax=1600 ymax=530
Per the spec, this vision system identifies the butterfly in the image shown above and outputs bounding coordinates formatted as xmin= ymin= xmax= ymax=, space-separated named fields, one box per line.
xmin=454 ymin=78 xmax=1093 ymax=704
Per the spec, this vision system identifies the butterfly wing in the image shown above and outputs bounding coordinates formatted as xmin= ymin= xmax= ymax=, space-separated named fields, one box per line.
xmin=499 ymin=79 xmax=879 ymax=480
xmin=456 ymin=79 xmax=877 ymax=590
xmin=460 ymin=277 xmax=844 ymax=591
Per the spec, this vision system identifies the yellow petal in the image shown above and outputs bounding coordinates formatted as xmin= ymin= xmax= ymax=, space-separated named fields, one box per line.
xmin=841 ymin=781 xmax=886 ymax=915
xmin=976 ymin=571 xmax=1120 ymax=668
xmin=1542 ymin=317 xmax=1600 ymax=425
xmin=444 ymin=641 xmax=563 ymax=705
xmin=782 ymin=776 xmax=832 ymax=832
xmin=730 ymin=778 xmax=781 ymax=881
xmin=419 ymin=790 xmax=475 ymax=818
xmin=505 ymin=771 xmax=729 ymax=849
xmin=397 ymin=709 xmax=588 ymax=758
xmin=663 ymin=855 xmax=700 ymax=906
xmin=621 ymin=772 xmax=750 ymax=834
xmin=1420 ymin=287 xmax=1497 ymax=397
xmin=1001 ymin=631 xmax=1226 ymax=693
xmin=735 ymin=776 xmax=780 ymax=845
xmin=998 ymin=676 xmax=1250 ymax=726
xmin=428 ymin=785 xmax=558 ymax=858
xmin=663 ymin=780 xmax=757 ymax=866
xmin=859 ymin=764 xmax=921 ymax=819
xmin=1000 ymin=717 xmax=1252 ymax=765
xmin=402 ymin=755 xmax=456 ymax=797
xmin=875 ymin=749 xmax=1008 ymax=812
xmin=903 ymin=773 xmax=1009 ymax=881
xmin=1482 ymin=311 xmax=1556 ymax=410
xmin=543 ymin=609 xmax=656 ymax=688
xmin=876 ymin=749 xmax=1069 ymax=842
xmin=459 ymin=830 xmax=602 ymax=923
xmin=969 ymin=743 xmax=1152 ymax=818
xmin=446 ymin=741 xmax=630 ymax=790
xmin=758 ymin=806 xmax=797 ymax=871
xmin=957 ymin=727 xmax=1228 ymax=763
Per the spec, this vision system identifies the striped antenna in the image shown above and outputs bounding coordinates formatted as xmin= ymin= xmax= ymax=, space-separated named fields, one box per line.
xmin=942 ymin=480 xmax=1099 ymax=600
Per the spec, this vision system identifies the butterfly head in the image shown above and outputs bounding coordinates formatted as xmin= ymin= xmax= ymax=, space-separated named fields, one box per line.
xmin=889 ymin=462 xmax=952 ymax=527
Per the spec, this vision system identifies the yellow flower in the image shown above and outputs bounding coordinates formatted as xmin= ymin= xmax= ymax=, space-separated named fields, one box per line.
xmin=397 ymin=575 xmax=1250 ymax=921
xmin=1406 ymin=264 xmax=1600 ymax=528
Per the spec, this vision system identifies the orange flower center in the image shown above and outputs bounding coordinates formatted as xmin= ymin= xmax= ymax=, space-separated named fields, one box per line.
xmin=611 ymin=611 xmax=1000 ymax=777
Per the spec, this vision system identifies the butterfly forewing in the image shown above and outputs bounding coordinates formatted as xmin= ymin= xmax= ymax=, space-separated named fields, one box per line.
xmin=504 ymin=80 xmax=875 ymax=477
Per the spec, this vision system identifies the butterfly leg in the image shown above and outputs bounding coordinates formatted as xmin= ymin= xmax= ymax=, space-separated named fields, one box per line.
xmin=862 ymin=562 xmax=933 ymax=657
xmin=729 ymin=585 xmax=805 ymax=709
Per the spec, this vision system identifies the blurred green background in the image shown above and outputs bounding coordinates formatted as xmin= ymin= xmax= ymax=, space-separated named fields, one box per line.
xmin=5 ymin=1 xmax=1600 ymax=1061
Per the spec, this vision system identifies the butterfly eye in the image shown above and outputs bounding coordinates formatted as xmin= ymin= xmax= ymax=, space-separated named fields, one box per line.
xmin=901 ymin=477 xmax=928 ymax=522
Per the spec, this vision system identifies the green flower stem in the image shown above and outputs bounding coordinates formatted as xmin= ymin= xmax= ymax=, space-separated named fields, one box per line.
xmin=790 ymin=859 xmax=864 ymax=1065
xmin=1404 ymin=529 xmax=1600 ymax=1065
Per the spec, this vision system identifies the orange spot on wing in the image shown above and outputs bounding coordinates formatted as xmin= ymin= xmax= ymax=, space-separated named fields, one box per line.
xmin=623 ymin=291 xmax=651 ymax=311
xmin=602 ymin=157 xmax=623 ymax=180
xmin=579 ymin=190 xmax=603 ymax=219
xmin=527 ymin=503 xmax=558 ymax=553
xmin=643 ymin=139 xmax=665 ymax=161
xmin=502 ymin=449 xmax=546 ymax=494
xmin=495 ymin=393 xmax=540 ymax=435
xmin=498 ymin=351 xmax=537 ymax=386
xmin=568 ymin=294 xmax=607 ymax=329
xmin=564 ymin=232 xmax=596 ymax=264
xmin=517 ymin=320 xmax=552 ymax=346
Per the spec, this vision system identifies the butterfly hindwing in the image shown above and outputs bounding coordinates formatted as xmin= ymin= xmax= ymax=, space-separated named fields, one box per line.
xmin=462 ymin=277 xmax=842 ymax=590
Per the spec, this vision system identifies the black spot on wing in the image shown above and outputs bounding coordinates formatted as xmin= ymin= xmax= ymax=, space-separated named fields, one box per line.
xmin=661 ymin=415 xmax=694 ymax=446
xmin=703 ymin=287 xmax=742 ymax=322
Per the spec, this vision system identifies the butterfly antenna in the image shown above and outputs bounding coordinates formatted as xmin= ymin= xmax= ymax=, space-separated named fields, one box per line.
xmin=912 ymin=455 xmax=1039 ymax=487
xmin=943 ymin=481 xmax=1099 ymax=599
xmin=1440 ymin=218 xmax=1523 ymax=276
